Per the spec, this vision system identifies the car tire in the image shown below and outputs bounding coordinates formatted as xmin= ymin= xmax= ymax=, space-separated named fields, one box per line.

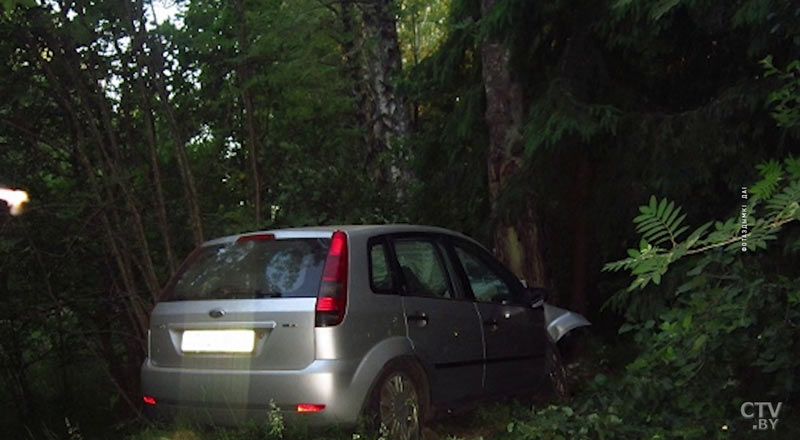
xmin=366 ymin=361 xmax=426 ymax=440
xmin=546 ymin=340 xmax=570 ymax=399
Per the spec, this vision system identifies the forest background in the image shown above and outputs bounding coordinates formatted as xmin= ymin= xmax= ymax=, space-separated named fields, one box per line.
xmin=1 ymin=0 xmax=799 ymax=438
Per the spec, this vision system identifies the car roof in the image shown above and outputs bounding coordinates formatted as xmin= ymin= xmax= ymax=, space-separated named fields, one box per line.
xmin=203 ymin=224 xmax=480 ymax=247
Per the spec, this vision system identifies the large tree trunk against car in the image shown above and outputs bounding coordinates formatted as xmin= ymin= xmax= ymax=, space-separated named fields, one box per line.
xmin=480 ymin=0 xmax=548 ymax=289
xmin=569 ymin=150 xmax=592 ymax=314
xmin=361 ymin=0 xmax=411 ymax=191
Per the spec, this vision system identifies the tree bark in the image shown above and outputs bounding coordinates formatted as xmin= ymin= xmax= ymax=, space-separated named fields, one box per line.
xmin=480 ymin=0 xmax=548 ymax=289
xmin=569 ymin=151 xmax=592 ymax=314
xmin=339 ymin=1 xmax=373 ymax=160
xmin=360 ymin=0 xmax=411 ymax=189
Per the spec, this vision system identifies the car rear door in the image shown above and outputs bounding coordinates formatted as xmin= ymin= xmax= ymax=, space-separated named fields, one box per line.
xmin=447 ymin=238 xmax=546 ymax=396
xmin=387 ymin=234 xmax=484 ymax=405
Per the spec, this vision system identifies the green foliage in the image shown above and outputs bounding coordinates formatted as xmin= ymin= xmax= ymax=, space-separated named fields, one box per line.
xmin=604 ymin=156 xmax=800 ymax=291
xmin=762 ymin=56 xmax=800 ymax=128
xmin=2 ymin=0 xmax=800 ymax=438
xmin=592 ymin=154 xmax=800 ymax=438
xmin=750 ymin=159 xmax=783 ymax=200
xmin=522 ymin=80 xmax=622 ymax=155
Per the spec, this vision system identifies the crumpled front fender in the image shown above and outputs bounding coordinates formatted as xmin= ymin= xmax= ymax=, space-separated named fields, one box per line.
xmin=544 ymin=303 xmax=591 ymax=343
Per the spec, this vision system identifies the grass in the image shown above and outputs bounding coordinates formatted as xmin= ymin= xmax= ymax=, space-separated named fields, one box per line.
xmin=124 ymin=392 xmax=567 ymax=440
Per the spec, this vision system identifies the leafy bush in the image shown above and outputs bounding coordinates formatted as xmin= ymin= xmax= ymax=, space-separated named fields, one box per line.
xmin=503 ymin=154 xmax=799 ymax=439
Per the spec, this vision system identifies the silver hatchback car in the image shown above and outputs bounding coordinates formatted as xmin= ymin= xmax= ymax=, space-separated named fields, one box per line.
xmin=141 ymin=225 xmax=588 ymax=438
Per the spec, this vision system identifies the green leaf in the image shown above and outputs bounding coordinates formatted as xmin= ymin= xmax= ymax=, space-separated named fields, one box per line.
xmin=650 ymin=0 xmax=682 ymax=21
xmin=652 ymin=272 xmax=661 ymax=285
xmin=785 ymin=156 xmax=800 ymax=178
xmin=657 ymin=198 xmax=668 ymax=217
xmin=692 ymin=335 xmax=708 ymax=351
xmin=686 ymin=221 xmax=713 ymax=246
xmin=750 ymin=160 xmax=783 ymax=200
xmin=664 ymin=206 xmax=682 ymax=230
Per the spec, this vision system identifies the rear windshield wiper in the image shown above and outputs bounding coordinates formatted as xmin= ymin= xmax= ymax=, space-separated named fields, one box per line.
xmin=254 ymin=290 xmax=282 ymax=298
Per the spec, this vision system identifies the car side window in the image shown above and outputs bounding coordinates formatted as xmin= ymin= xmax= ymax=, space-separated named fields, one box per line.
xmin=393 ymin=239 xmax=453 ymax=299
xmin=369 ymin=240 xmax=394 ymax=293
xmin=453 ymin=244 xmax=514 ymax=303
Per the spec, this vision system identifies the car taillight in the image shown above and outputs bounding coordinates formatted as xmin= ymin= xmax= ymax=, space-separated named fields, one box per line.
xmin=143 ymin=395 xmax=156 ymax=405
xmin=315 ymin=231 xmax=348 ymax=327
xmin=296 ymin=403 xmax=326 ymax=412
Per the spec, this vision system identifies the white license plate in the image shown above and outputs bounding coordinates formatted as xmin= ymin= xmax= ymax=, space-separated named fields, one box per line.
xmin=181 ymin=330 xmax=255 ymax=353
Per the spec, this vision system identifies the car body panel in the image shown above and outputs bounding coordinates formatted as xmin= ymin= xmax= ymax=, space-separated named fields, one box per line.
xmin=149 ymin=298 xmax=316 ymax=370
xmin=474 ymin=301 xmax=545 ymax=395
xmin=544 ymin=303 xmax=592 ymax=343
xmin=401 ymin=295 xmax=484 ymax=404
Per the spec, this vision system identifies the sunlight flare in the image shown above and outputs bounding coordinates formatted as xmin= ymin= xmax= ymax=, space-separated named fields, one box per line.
xmin=0 ymin=188 xmax=29 ymax=216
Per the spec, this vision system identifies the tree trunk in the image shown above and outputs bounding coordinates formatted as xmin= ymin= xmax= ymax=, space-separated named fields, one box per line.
xmin=339 ymin=1 xmax=373 ymax=161
xmin=147 ymin=33 xmax=205 ymax=245
xmin=360 ymin=0 xmax=411 ymax=189
xmin=29 ymin=54 xmax=145 ymax=416
xmin=45 ymin=30 xmax=162 ymax=300
xmin=127 ymin=0 xmax=178 ymax=275
xmin=569 ymin=151 xmax=592 ymax=314
xmin=234 ymin=0 xmax=262 ymax=226
xmin=480 ymin=0 xmax=548 ymax=289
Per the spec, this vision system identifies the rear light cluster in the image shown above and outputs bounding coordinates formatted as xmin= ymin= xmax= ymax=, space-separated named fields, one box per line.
xmin=143 ymin=395 xmax=156 ymax=405
xmin=296 ymin=403 xmax=325 ymax=412
xmin=315 ymin=231 xmax=348 ymax=327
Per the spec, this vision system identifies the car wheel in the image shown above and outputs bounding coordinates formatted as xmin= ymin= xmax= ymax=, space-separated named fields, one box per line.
xmin=369 ymin=366 xmax=424 ymax=440
xmin=546 ymin=340 xmax=570 ymax=399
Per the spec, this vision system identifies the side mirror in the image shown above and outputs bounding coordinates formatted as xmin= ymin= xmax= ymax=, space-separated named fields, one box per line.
xmin=521 ymin=287 xmax=548 ymax=307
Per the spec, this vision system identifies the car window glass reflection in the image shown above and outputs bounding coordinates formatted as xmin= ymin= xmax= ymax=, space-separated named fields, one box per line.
xmin=168 ymin=238 xmax=329 ymax=300
xmin=394 ymin=240 xmax=452 ymax=299
xmin=454 ymin=246 xmax=512 ymax=303
xmin=370 ymin=242 xmax=393 ymax=291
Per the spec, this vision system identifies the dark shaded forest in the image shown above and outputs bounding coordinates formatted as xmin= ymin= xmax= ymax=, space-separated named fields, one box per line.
xmin=1 ymin=0 xmax=799 ymax=438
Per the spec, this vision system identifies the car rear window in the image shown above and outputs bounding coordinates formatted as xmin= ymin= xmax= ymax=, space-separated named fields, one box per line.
xmin=163 ymin=238 xmax=330 ymax=301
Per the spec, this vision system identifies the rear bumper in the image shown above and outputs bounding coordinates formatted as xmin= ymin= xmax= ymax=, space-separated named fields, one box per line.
xmin=141 ymin=358 xmax=364 ymax=427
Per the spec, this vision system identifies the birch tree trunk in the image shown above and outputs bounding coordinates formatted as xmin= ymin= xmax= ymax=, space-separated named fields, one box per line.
xmin=480 ymin=0 xmax=548 ymax=289
xmin=339 ymin=1 xmax=373 ymax=161
xmin=360 ymin=0 xmax=411 ymax=189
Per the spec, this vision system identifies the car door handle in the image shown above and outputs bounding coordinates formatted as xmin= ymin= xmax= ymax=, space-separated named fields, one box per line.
xmin=407 ymin=312 xmax=428 ymax=327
